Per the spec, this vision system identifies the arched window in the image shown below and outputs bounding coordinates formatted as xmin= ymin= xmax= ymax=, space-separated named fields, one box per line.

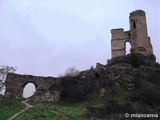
xmin=125 ymin=41 xmax=131 ymax=55
xmin=23 ymin=83 xmax=36 ymax=98
xmin=133 ymin=21 xmax=136 ymax=29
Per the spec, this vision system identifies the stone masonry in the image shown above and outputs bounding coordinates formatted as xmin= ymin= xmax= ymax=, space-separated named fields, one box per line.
xmin=111 ymin=10 xmax=153 ymax=58
xmin=5 ymin=73 xmax=61 ymax=101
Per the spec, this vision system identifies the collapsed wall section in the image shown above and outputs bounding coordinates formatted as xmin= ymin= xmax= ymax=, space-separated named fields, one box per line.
xmin=5 ymin=73 xmax=61 ymax=101
xmin=111 ymin=28 xmax=130 ymax=58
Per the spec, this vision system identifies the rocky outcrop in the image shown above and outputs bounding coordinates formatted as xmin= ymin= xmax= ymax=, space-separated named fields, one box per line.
xmin=108 ymin=53 xmax=156 ymax=67
xmin=57 ymin=62 xmax=135 ymax=101
xmin=84 ymin=56 xmax=160 ymax=119
xmin=4 ymin=53 xmax=159 ymax=104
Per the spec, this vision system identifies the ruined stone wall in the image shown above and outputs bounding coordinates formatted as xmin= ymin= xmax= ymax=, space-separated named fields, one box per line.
xmin=111 ymin=29 xmax=130 ymax=58
xmin=5 ymin=73 xmax=61 ymax=101
xmin=111 ymin=10 xmax=153 ymax=58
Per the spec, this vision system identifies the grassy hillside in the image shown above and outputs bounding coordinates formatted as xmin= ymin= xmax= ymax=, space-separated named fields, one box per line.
xmin=0 ymin=98 xmax=24 ymax=120
xmin=1 ymin=54 xmax=160 ymax=120
xmin=15 ymin=100 xmax=104 ymax=120
xmin=0 ymin=98 xmax=104 ymax=120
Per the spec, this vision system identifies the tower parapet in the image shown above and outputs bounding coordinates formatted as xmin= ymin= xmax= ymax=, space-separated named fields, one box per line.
xmin=130 ymin=10 xmax=145 ymax=17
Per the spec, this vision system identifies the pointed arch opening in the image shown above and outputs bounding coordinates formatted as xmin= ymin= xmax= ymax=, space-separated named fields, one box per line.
xmin=23 ymin=83 xmax=36 ymax=98
xmin=125 ymin=41 xmax=131 ymax=55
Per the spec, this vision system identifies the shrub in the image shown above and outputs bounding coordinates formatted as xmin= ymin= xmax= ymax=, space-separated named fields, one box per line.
xmin=60 ymin=75 xmax=95 ymax=102
xmin=63 ymin=67 xmax=80 ymax=77
xmin=135 ymin=87 xmax=160 ymax=106
xmin=85 ymin=100 xmax=134 ymax=118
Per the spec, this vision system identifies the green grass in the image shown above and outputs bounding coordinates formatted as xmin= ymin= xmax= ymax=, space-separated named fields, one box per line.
xmin=0 ymin=98 xmax=24 ymax=120
xmin=55 ymin=102 xmax=88 ymax=120
xmin=15 ymin=101 xmax=104 ymax=120
xmin=15 ymin=106 xmax=63 ymax=120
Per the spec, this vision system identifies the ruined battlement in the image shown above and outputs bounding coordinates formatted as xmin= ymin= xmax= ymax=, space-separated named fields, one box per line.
xmin=111 ymin=28 xmax=124 ymax=40
xmin=111 ymin=28 xmax=124 ymax=33
xmin=111 ymin=10 xmax=153 ymax=58
xmin=111 ymin=28 xmax=130 ymax=41
xmin=130 ymin=10 xmax=145 ymax=17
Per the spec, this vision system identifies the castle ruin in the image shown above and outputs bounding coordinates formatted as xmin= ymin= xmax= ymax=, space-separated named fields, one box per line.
xmin=111 ymin=10 xmax=153 ymax=58
xmin=4 ymin=10 xmax=154 ymax=101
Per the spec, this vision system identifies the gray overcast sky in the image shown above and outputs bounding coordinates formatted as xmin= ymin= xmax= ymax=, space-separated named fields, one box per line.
xmin=0 ymin=0 xmax=160 ymax=77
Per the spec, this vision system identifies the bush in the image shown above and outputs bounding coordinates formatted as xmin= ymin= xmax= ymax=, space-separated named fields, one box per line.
xmin=85 ymin=100 xmax=134 ymax=118
xmin=147 ymin=69 xmax=160 ymax=86
xmin=60 ymin=75 xmax=95 ymax=102
xmin=63 ymin=67 xmax=80 ymax=77
xmin=103 ymin=100 xmax=133 ymax=114
xmin=136 ymin=87 xmax=160 ymax=106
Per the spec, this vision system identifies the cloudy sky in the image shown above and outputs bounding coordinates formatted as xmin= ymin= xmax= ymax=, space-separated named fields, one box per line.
xmin=0 ymin=0 xmax=159 ymax=77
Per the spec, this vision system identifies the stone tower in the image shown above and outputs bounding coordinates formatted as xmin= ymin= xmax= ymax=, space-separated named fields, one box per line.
xmin=111 ymin=10 xmax=153 ymax=58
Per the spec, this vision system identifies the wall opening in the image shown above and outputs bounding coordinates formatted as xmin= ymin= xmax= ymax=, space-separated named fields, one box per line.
xmin=133 ymin=21 xmax=136 ymax=28
xmin=23 ymin=83 xmax=36 ymax=98
xmin=125 ymin=42 xmax=131 ymax=55
xmin=0 ymin=86 xmax=6 ymax=95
